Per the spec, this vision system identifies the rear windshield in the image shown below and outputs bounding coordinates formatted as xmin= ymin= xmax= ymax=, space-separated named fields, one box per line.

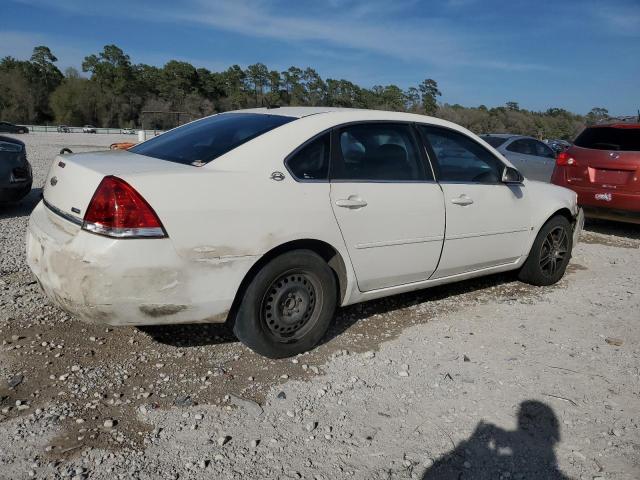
xmin=574 ymin=127 xmax=640 ymax=152
xmin=480 ymin=136 xmax=508 ymax=148
xmin=130 ymin=112 xmax=295 ymax=165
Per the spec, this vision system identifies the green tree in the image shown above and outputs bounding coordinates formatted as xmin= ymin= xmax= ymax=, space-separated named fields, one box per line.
xmin=418 ymin=78 xmax=441 ymax=115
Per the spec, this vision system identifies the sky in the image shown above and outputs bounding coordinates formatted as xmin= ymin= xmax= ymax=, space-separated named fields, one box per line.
xmin=1 ymin=0 xmax=639 ymax=115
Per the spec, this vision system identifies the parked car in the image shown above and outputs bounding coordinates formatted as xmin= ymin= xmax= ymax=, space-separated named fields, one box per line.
xmin=57 ymin=125 xmax=71 ymax=133
xmin=0 ymin=121 xmax=29 ymax=134
xmin=121 ymin=128 xmax=136 ymax=135
xmin=545 ymin=139 xmax=572 ymax=153
xmin=480 ymin=134 xmax=557 ymax=182
xmin=0 ymin=135 xmax=32 ymax=202
xmin=551 ymin=122 xmax=640 ymax=224
xmin=83 ymin=125 xmax=97 ymax=133
xmin=27 ymin=108 xmax=583 ymax=358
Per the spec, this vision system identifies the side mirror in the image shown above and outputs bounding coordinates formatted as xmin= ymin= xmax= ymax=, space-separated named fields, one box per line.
xmin=502 ymin=166 xmax=524 ymax=184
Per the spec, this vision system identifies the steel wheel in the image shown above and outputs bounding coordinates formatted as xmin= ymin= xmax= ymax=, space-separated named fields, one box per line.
xmin=261 ymin=270 xmax=322 ymax=342
xmin=539 ymin=226 xmax=569 ymax=277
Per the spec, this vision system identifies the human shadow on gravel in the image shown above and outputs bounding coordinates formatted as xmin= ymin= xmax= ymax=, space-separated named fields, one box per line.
xmin=422 ymin=400 xmax=570 ymax=480
xmin=0 ymin=187 xmax=42 ymax=220
xmin=141 ymin=271 xmax=518 ymax=349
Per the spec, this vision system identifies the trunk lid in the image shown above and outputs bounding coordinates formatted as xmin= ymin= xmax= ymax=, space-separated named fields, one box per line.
xmin=43 ymin=150 xmax=190 ymax=223
xmin=564 ymin=145 xmax=640 ymax=193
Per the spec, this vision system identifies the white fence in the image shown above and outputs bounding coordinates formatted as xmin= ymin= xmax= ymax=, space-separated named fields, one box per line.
xmin=22 ymin=125 xmax=165 ymax=136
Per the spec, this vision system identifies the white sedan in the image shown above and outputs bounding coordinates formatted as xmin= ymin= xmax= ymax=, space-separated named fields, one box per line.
xmin=27 ymin=107 xmax=583 ymax=358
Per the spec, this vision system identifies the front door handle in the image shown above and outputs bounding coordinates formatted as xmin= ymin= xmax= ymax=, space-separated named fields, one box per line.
xmin=336 ymin=196 xmax=368 ymax=209
xmin=451 ymin=195 xmax=474 ymax=206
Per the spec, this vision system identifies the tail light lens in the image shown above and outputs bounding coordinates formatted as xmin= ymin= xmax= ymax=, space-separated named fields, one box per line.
xmin=556 ymin=151 xmax=578 ymax=166
xmin=83 ymin=176 xmax=167 ymax=238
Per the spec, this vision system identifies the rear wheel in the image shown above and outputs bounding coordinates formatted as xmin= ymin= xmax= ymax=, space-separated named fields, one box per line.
xmin=232 ymin=250 xmax=337 ymax=358
xmin=518 ymin=215 xmax=572 ymax=286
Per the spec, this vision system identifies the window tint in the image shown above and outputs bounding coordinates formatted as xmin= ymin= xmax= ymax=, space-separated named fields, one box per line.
xmin=574 ymin=126 xmax=640 ymax=151
xmin=419 ymin=126 xmax=503 ymax=183
xmin=481 ymin=136 xmax=508 ymax=148
xmin=287 ymin=133 xmax=330 ymax=180
xmin=333 ymin=123 xmax=426 ymax=181
xmin=130 ymin=112 xmax=295 ymax=165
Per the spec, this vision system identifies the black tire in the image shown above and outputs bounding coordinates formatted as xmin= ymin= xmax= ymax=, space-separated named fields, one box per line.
xmin=232 ymin=249 xmax=337 ymax=359
xmin=518 ymin=215 xmax=573 ymax=286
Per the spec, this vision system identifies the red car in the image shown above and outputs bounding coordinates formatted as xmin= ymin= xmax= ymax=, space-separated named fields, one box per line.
xmin=551 ymin=123 xmax=640 ymax=224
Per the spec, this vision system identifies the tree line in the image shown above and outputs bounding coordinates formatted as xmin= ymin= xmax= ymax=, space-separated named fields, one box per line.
xmin=0 ymin=45 xmax=612 ymax=139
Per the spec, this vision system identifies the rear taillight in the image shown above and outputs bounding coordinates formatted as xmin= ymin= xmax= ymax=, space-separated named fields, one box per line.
xmin=556 ymin=151 xmax=578 ymax=166
xmin=83 ymin=176 xmax=166 ymax=238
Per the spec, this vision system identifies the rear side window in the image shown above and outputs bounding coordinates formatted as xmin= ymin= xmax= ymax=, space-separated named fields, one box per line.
xmin=286 ymin=133 xmax=330 ymax=180
xmin=333 ymin=123 xmax=427 ymax=181
xmin=574 ymin=127 xmax=640 ymax=151
xmin=481 ymin=136 xmax=508 ymax=148
xmin=419 ymin=126 xmax=503 ymax=183
xmin=130 ymin=113 xmax=295 ymax=165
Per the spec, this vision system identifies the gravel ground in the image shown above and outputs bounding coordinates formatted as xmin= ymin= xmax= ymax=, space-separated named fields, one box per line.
xmin=0 ymin=133 xmax=639 ymax=480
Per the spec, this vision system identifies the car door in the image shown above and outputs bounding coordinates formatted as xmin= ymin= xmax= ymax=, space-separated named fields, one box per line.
xmin=417 ymin=125 xmax=531 ymax=278
xmin=532 ymin=140 xmax=557 ymax=182
xmin=505 ymin=138 xmax=549 ymax=182
xmin=329 ymin=122 xmax=445 ymax=292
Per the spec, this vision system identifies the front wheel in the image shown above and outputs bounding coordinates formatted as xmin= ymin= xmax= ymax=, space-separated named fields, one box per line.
xmin=232 ymin=250 xmax=337 ymax=358
xmin=518 ymin=215 xmax=573 ymax=286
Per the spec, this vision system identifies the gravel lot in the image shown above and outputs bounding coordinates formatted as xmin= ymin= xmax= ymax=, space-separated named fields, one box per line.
xmin=1 ymin=133 xmax=639 ymax=480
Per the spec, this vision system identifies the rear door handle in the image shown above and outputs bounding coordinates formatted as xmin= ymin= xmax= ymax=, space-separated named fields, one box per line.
xmin=335 ymin=196 xmax=368 ymax=209
xmin=451 ymin=195 xmax=474 ymax=206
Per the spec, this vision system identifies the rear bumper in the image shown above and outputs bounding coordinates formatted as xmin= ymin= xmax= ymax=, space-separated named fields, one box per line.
xmin=26 ymin=201 xmax=257 ymax=326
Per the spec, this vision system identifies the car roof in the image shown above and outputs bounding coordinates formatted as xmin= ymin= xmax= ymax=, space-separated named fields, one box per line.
xmin=228 ymin=106 xmax=373 ymax=119
xmin=481 ymin=133 xmax=532 ymax=139
xmin=589 ymin=122 xmax=640 ymax=129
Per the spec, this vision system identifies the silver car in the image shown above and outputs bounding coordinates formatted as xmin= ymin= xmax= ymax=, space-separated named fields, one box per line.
xmin=481 ymin=134 xmax=557 ymax=182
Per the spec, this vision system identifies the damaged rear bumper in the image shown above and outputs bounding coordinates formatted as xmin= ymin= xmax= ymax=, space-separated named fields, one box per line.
xmin=26 ymin=201 xmax=256 ymax=326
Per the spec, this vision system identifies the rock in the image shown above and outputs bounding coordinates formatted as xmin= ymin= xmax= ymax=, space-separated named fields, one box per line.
xmin=71 ymin=365 xmax=81 ymax=372
xmin=605 ymin=337 xmax=623 ymax=346
xmin=103 ymin=419 xmax=116 ymax=428
xmin=463 ymin=461 xmax=471 ymax=468
xmin=217 ymin=435 xmax=231 ymax=446
xmin=174 ymin=395 xmax=194 ymax=407
xmin=463 ymin=355 xmax=470 ymax=362
xmin=398 ymin=371 xmax=409 ymax=377
xmin=305 ymin=422 xmax=317 ymax=432
xmin=198 ymin=460 xmax=208 ymax=469
xmin=7 ymin=374 xmax=23 ymax=389
xmin=229 ymin=394 xmax=263 ymax=417
xmin=250 ymin=439 xmax=260 ymax=448
xmin=276 ymin=391 xmax=286 ymax=400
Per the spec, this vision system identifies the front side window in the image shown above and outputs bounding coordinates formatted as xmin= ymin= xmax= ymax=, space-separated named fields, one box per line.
xmin=130 ymin=112 xmax=295 ymax=165
xmin=534 ymin=140 xmax=556 ymax=158
xmin=332 ymin=123 xmax=426 ymax=181
xmin=286 ymin=133 xmax=330 ymax=180
xmin=419 ymin=126 xmax=503 ymax=183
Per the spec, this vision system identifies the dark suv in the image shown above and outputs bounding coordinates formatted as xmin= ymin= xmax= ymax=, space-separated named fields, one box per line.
xmin=0 ymin=136 xmax=32 ymax=202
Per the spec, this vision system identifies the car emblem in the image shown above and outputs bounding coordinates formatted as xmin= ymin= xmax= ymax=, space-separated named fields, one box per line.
xmin=50 ymin=176 xmax=58 ymax=186
xmin=270 ymin=171 xmax=286 ymax=181
xmin=594 ymin=193 xmax=612 ymax=201
xmin=609 ymin=152 xmax=620 ymax=160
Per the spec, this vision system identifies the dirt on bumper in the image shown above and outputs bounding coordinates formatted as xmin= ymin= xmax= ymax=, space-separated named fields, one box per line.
xmin=26 ymin=201 xmax=241 ymax=325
